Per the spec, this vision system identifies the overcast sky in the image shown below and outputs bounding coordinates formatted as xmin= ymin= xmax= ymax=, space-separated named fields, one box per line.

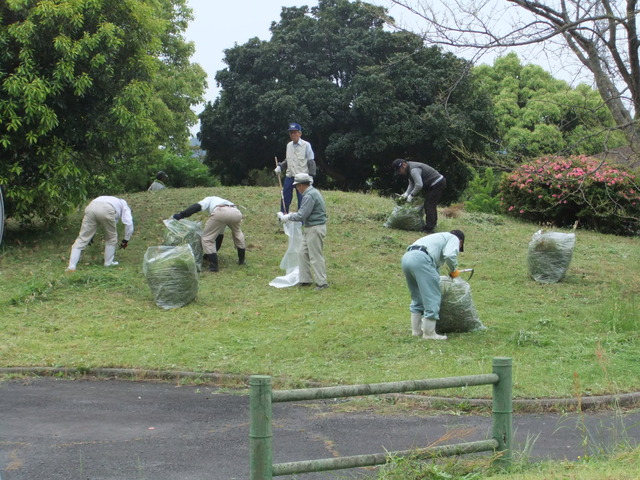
xmin=183 ymin=1 xmax=590 ymax=133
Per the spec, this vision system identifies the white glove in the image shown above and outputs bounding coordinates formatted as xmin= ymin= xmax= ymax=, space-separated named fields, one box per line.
xmin=277 ymin=212 xmax=290 ymax=222
xmin=274 ymin=165 xmax=281 ymax=175
xmin=400 ymin=193 xmax=408 ymax=200
xmin=407 ymin=194 xmax=413 ymax=202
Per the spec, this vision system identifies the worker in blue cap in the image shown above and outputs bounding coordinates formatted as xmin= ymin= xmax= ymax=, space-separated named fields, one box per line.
xmin=275 ymin=122 xmax=316 ymax=213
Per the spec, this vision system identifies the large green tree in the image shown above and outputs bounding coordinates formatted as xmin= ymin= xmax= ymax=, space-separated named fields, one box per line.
xmin=199 ymin=0 xmax=495 ymax=199
xmin=474 ymin=53 xmax=627 ymax=163
xmin=0 ymin=0 xmax=206 ymax=223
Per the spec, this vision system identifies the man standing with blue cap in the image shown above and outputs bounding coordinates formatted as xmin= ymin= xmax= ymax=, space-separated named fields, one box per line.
xmin=275 ymin=122 xmax=316 ymax=213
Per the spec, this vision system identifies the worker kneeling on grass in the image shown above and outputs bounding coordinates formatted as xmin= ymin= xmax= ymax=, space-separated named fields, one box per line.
xmin=401 ymin=230 xmax=465 ymax=340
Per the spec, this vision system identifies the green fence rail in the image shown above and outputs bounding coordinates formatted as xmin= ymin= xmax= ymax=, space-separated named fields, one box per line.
xmin=250 ymin=356 xmax=512 ymax=479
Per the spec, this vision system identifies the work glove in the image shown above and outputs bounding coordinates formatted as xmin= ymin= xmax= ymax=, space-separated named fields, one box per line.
xmin=406 ymin=194 xmax=414 ymax=202
xmin=274 ymin=165 xmax=281 ymax=175
xmin=172 ymin=213 xmax=182 ymax=220
xmin=120 ymin=239 xmax=129 ymax=249
xmin=449 ymin=269 xmax=460 ymax=278
xmin=277 ymin=212 xmax=290 ymax=223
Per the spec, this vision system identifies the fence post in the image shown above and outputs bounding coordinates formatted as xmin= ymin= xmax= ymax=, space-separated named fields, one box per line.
xmin=250 ymin=375 xmax=273 ymax=480
xmin=492 ymin=357 xmax=512 ymax=469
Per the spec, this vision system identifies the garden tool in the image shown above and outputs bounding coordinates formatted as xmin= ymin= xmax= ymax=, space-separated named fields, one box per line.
xmin=274 ymin=156 xmax=287 ymax=213
xmin=458 ymin=268 xmax=474 ymax=280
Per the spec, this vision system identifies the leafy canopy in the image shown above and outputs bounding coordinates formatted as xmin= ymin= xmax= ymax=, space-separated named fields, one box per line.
xmin=475 ymin=53 xmax=626 ymax=163
xmin=199 ymin=0 xmax=496 ymax=200
xmin=0 ymin=0 xmax=206 ymax=223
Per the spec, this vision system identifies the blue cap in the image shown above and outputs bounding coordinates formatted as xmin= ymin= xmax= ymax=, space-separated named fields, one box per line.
xmin=288 ymin=122 xmax=302 ymax=131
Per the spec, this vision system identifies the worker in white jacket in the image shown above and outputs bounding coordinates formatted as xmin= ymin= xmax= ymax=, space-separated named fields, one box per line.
xmin=66 ymin=196 xmax=134 ymax=272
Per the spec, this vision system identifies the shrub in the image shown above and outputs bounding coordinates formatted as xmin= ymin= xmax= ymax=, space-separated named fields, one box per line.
xmin=499 ymin=155 xmax=640 ymax=235
xmin=463 ymin=167 xmax=503 ymax=214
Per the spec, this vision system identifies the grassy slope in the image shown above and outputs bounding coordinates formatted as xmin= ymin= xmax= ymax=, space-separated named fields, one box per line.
xmin=1 ymin=186 xmax=639 ymax=398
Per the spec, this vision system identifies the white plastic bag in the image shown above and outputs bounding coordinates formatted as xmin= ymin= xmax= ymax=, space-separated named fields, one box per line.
xmin=269 ymin=221 xmax=303 ymax=288
xmin=143 ymin=245 xmax=199 ymax=309
xmin=527 ymin=229 xmax=576 ymax=283
xmin=438 ymin=276 xmax=485 ymax=333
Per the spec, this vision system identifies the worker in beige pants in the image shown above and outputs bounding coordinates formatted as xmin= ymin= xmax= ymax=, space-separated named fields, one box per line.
xmin=66 ymin=196 xmax=134 ymax=271
xmin=173 ymin=196 xmax=246 ymax=272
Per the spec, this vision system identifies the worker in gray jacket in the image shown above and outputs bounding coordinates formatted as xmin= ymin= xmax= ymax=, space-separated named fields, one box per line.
xmin=277 ymin=173 xmax=328 ymax=291
xmin=148 ymin=171 xmax=169 ymax=191
xmin=401 ymin=230 xmax=465 ymax=340
xmin=173 ymin=195 xmax=246 ymax=272
xmin=392 ymin=159 xmax=446 ymax=233
xmin=66 ymin=196 xmax=134 ymax=272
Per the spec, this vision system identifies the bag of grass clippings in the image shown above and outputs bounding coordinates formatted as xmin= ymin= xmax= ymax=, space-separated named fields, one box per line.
xmin=163 ymin=219 xmax=204 ymax=271
xmin=437 ymin=276 xmax=486 ymax=334
xmin=527 ymin=229 xmax=576 ymax=283
xmin=143 ymin=245 xmax=199 ymax=309
xmin=383 ymin=203 xmax=425 ymax=231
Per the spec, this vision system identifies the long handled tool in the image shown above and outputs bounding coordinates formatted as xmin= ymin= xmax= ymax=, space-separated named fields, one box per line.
xmin=274 ymin=156 xmax=287 ymax=214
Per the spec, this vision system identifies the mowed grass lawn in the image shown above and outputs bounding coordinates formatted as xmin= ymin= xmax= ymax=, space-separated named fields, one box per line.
xmin=1 ymin=186 xmax=639 ymax=399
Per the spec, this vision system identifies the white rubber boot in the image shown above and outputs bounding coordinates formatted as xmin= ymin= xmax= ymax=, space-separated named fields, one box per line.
xmin=104 ymin=244 xmax=118 ymax=266
xmin=411 ymin=312 xmax=422 ymax=336
xmin=422 ymin=318 xmax=447 ymax=340
xmin=66 ymin=247 xmax=82 ymax=272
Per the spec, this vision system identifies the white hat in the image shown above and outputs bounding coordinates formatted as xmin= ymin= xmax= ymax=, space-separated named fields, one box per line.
xmin=292 ymin=173 xmax=313 ymax=185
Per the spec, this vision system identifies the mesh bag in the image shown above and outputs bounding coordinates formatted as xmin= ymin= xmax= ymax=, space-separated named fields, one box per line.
xmin=527 ymin=229 xmax=576 ymax=283
xmin=163 ymin=218 xmax=203 ymax=271
xmin=383 ymin=203 xmax=425 ymax=231
xmin=437 ymin=276 xmax=485 ymax=333
xmin=143 ymin=245 xmax=199 ymax=309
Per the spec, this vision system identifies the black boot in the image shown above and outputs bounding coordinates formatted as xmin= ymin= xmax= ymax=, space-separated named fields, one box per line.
xmin=237 ymin=248 xmax=246 ymax=265
xmin=209 ymin=253 xmax=219 ymax=272
xmin=215 ymin=234 xmax=224 ymax=251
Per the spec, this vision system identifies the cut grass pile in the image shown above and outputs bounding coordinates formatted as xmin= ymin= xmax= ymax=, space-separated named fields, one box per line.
xmin=1 ymin=186 xmax=639 ymax=399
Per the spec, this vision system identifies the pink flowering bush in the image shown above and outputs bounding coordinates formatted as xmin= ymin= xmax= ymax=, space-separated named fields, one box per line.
xmin=499 ymin=155 xmax=640 ymax=235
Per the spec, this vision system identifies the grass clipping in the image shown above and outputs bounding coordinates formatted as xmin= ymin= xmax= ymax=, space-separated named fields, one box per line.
xmin=527 ymin=229 xmax=576 ymax=283
xmin=142 ymin=245 xmax=199 ymax=309
xmin=163 ymin=218 xmax=203 ymax=271
xmin=438 ymin=276 xmax=485 ymax=333
xmin=384 ymin=200 xmax=425 ymax=231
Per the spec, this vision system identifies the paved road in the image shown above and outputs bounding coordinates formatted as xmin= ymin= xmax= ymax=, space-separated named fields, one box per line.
xmin=1 ymin=377 xmax=639 ymax=479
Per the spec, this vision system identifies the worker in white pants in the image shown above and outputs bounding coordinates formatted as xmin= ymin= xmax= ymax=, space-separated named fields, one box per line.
xmin=66 ymin=196 xmax=134 ymax=272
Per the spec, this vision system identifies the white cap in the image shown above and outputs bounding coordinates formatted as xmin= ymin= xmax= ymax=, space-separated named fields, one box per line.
xmin=292 ymin=173 xmax=313 ymax=185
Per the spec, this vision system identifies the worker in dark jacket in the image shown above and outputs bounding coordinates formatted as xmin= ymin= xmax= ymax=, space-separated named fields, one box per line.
xmin=392 ymin=159 xmax=446 ymax=233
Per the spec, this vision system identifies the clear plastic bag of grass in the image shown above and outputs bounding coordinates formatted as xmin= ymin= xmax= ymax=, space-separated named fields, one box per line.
xmin=163 ymin=219 xmax=203 ymax=271
xmin=383 ymin=201 xmax=425 ymax=231
xmin=143 ymin=245 xmax=199 ymax=309
xmin=527 ymin=229 xmax=576 ymax=283
xmin=437 ymin=276 xmax=485 ymax=333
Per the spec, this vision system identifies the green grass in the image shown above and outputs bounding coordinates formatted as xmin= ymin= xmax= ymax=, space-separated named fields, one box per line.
xmin=1 ymin=186 xmax=639 ymax=399
xmin=375 ymin=445 xmax=640 ymax=479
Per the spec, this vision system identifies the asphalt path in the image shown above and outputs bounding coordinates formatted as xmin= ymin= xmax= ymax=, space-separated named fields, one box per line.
xmin=1 ymin=377 xmax=640 ymax=479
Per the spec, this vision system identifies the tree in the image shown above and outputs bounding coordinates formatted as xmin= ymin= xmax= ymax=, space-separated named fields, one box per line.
xmin=474 ymin=53 xmax=627 ymax=162
xmin=0 ymin=0 xmax=206 ymax=223
xmin=199 ymin=0 xmax=496 ymax=199
xmin=384 ymin=0 xmax=639 ymax=150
